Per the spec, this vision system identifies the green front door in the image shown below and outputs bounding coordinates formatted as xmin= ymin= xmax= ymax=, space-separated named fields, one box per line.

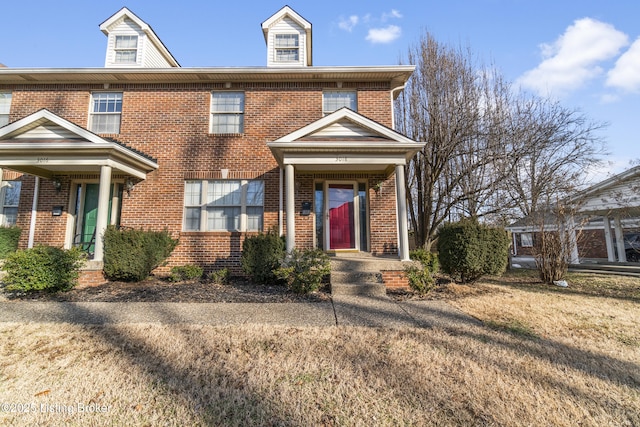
xmin=78 ymin=184 xmax=117 ymax=254
xmin=80 ymin=184 xmax=99 ymax=253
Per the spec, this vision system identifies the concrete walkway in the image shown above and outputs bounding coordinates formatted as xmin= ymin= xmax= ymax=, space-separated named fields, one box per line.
xmin=0 ymin=297 xmax=480 ymax=328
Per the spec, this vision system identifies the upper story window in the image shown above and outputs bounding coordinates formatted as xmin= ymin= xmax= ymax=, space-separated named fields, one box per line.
xmin=89 ymin=92 xmax=123 ymax=134
xmin=1 ymin=180 xmax=21 ymax=226
xmin=323 ymin=91 xmax=357 ymax=115
xmin=0 ymin=92 xmax=12 ymax=127
xmin=114 ymin=35 xmax=138 ymax=64
xmin=210 ymin=92 xmax=244 ymax=134
xmin=275 ymin=34 xmax=299 ymax=62
xmin=183 ymin=180 xmax=264 ymax=232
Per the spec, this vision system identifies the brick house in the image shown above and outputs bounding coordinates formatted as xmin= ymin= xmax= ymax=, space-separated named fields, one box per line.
xmin=0 ymin=7 xmax=423 ymax=280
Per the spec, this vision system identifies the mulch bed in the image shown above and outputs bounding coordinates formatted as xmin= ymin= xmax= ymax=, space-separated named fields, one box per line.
xmin=1 ymin=277 xmax=332 ymax=303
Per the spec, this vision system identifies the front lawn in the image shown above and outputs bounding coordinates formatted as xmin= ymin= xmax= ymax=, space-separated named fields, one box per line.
xmin=0 ymin=270 xmax=638 ymax=426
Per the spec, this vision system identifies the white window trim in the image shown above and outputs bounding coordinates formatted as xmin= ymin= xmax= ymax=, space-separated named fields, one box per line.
xmin=114 ymin=35 xmax=139 ymax=64
xmin=322 ymin=90 xmax=357 ymax=115
xmin=274 ymin=33 xmax=300 ymax=63
xmin=88 ymin=92 xmax=123 ymax=134
xmin=1 ymin=180 xmax=21 ymax=227
xmin=0 ymin=91 xmax=12 ymax=127
xmin=184 ymin=180 xmax=263 ymax=232
xmin=209 ymin=92 xmax=245 ymax=134
xmin=520 ymin=233 xmax=534 ymax=247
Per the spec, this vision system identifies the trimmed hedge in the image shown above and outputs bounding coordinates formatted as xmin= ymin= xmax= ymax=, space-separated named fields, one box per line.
xmin=3 ymin=245 xmax=85 ymax=292
xmin=241 ymin=230 xmax=286 ymax=284
xmin=0 ymin=226 xmax=21 ymax=259
xmin=437 ymin=219 xmax=510 ymax=283
xmin=103 ymin=226 xmax=178 ymax=282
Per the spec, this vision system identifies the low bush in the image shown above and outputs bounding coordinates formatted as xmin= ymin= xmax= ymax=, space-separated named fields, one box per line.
xmin=437 ymin=219 xmax=510 ymax=283
xmin=103 ymin=226 xmax=178 ymax=282
xmin=404 ymin=265 xmax=435 ymax=295
xmin=0 ymin=226 xmax=21 ymax=259
xmin=274 ymin=249 xmax=330 ymax=294
xmin=168 ymin=264 xmax=203 ymax=282
xmin=241 ymin=230 xmax=286 ymax=284
xmin=405 ymin=248 xmax=439 ymax=295
xmin=410 ymin=248 xmax=439 ymax=274
xmin=3 ymin=245 xmax=85 ymax=292
xmin=207 ymin=268 xmax=230 ymax=284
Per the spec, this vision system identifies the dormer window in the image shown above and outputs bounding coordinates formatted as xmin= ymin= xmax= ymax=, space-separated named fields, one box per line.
xmin=114 ymin=35 xmax=138 ymax=64
xmin=275 ymin=34 xmax=299 ymax=62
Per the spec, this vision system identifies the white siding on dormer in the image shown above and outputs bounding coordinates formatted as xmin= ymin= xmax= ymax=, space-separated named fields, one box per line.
xmin=104 ymin=17 xmax=175 ymax=68
xmin=267 ymin=17 xmax=306 ymax=67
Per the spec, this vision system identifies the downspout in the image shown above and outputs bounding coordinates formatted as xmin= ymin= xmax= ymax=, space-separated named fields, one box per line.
xmin=390 ymin=83 xmax=406 ymax=131
xmin=28 ymin=176 xmax=40 ymax=248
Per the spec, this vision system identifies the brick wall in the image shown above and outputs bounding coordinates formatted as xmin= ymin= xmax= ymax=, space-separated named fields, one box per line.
xmin=381 ymin=270 xmax=410 ymax=290
xmin=3 ymin=81 xmax=398 ymax=270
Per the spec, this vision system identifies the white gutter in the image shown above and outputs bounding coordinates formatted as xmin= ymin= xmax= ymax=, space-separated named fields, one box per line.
xmin=390 ymin=83 xmax=407 ymax=130
xmin=27 ymin=176 xmax=39 ymax=248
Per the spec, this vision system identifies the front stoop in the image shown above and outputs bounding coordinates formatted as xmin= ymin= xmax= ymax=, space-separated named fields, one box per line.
xmin=329 ymin=253 xmax=418 ymax=296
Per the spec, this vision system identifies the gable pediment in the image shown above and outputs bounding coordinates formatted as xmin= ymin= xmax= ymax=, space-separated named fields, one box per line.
xmin=0 ymin=109 xmax=102 ymax=143
xmin=298 ymin=119 xmax=394 ymax=142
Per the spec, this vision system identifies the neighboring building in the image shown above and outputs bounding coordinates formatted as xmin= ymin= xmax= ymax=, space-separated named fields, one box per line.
xmin=0 ymin=7 xmax=423 ymax=278
xmin=508 ymin=165 xmax=640 ymax=263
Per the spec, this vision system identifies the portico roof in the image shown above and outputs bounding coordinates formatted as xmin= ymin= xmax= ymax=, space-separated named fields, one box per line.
xmin=267 ymin=108 xmax=425 ymax=175
xmin=0 ymin=109 xmax=158 ymax=180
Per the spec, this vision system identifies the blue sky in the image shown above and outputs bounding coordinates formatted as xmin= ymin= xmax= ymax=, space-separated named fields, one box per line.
xmin=1 ymin=0 xmax=639 ymax=181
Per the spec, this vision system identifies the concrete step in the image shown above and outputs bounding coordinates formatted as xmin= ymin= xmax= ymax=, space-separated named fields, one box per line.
xmin=330 ymin=271 xmax=382 ymax=285
xmin=330 ymin=282 xmax=387 ymax=297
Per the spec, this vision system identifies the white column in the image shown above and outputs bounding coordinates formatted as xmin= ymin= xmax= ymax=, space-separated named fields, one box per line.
xmin=566 ymin=216 xmax=580 ymax=264
xmin=27 ymin=176 xmax=40 ymax=248
xmin=93 ymin=165 xmax=112 ymax=262
xmin=613 ymin=215 xmax=626 ymax=262
xmin=285 ymin=164 xmax=295 ymax=253
xmin=395 ymin=164 xmax=410 ymax=261
xmin=278 ymin=167 xmax=284 ymax=237
xmin=602 ymin=216 xmax=616 ymax=262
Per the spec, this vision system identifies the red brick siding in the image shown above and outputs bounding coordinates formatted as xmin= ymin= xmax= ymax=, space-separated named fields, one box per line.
xmin=3 ymin=82 xmax=397 ymax=270
xmin=77 ymin=269 xmax=107 ymax=288
xmin=381 ymin=270 xmax=410 ymax=290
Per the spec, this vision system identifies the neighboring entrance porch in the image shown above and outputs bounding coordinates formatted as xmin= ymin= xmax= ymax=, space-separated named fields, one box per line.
xmin=0 ymin=109 xmax=158 ymax=262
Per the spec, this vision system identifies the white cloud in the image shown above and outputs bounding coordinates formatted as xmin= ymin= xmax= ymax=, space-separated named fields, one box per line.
xmin=517 ymin=18 xmax=628 ymax=97
xmin=382 ymin=9 xmax=402 ymax=21
xmin=366 ymin=25 xmax=401 ymax=44
xmin=338 ymin=15 xmax=359 ymax=32
xmin=606 ymin=37 xmax=640 ymax=93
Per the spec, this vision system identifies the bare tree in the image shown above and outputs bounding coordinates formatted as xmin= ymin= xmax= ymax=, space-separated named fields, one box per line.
xmin=395 ymin=32 xmax=516 ymax=249
xmin=503 ymin=95 xmax=607 ymax=218
xmin=396 ymin=31 xmax=607 ymax=248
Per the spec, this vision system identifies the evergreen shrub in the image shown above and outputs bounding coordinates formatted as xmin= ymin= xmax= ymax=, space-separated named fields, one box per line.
xmin=274 ymin=248 xmax=330 ymax=294
xmin=3 ymin=245 xmax=85 ymax=292
xmin=241 ymin=230 xmax=285 ymax=284
xmin=437 ymin=219 xmax=509 ymax=283
xmin=103 ymin=226 xmax=178 ymax=282
xmin=0 ymin=226 xmax=21 ymax=259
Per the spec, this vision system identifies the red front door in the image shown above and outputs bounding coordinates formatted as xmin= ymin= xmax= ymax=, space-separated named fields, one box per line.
xmin=328 ymin=184 xmax=355 ymax=249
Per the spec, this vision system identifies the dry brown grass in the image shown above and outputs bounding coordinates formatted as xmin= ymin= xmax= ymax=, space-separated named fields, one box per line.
xmin=0 ymin=271 xmax=639 ymax=426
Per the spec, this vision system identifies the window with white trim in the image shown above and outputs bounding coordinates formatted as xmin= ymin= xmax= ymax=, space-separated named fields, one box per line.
xmin=184 ymin=180 xmax=264 ymax=232
xmin=210 ymin=92 xmax=244 ymax=134
xmin=114 ymin=35 xmax=138 ymax=64
xmin=275 ymin=34 xmax=299 ymax=62
xmin=0 ymin=92 xmax=12 ymax=127
xmin=520 ymin=233 xmax=533 ymax=247
xmin=323 ymin=90 xmax=357 ymax=115
xmin=89 ymin=92 xmax=123 ymax=134
xmin=1 ymin=180 xmax=21 ymax=226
